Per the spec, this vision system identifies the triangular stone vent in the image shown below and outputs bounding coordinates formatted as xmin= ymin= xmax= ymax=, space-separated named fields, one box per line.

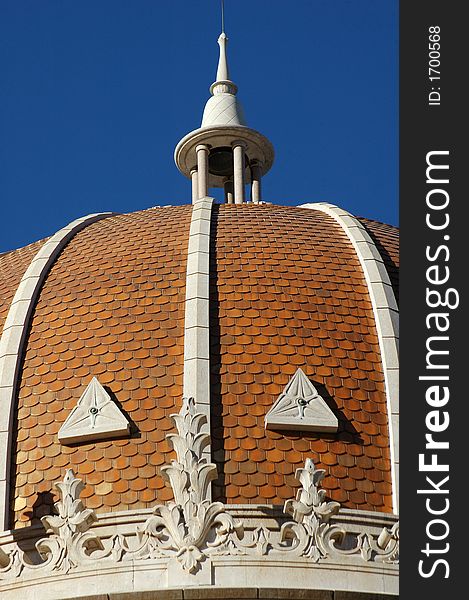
xmin=265 ymin=368 xmax=338 ymax=433
xmin=58 ymin=377 xmax=130 ymax=444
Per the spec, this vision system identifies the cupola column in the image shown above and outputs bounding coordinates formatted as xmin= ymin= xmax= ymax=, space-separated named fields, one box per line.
xmin=250 ymin=160 xmax=262 ymax=203
xmin=232 ymin=141 xmax=246 ymax=204
xmin=190 ymin=168 xmax=199 ymax=203
xmin=196 ymin=144 xmax=210 ymax=199
xmin=224 ymin=178 xmax=234 ymax=204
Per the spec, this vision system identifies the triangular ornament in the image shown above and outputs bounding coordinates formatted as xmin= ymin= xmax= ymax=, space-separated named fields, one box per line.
xmin=58 ymin=377 xmax=130 ymax=444
xmin=265 ymin=368 xmax=338 ymax=433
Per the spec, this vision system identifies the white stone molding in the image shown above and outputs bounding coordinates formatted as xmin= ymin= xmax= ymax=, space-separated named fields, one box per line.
xmin=58 ymin=377 xmax=129 ymax=444
xmin=183 ymin=198 xmax=213 ymax=467
xmin=0 ymin=393 xmax=399 ymax=593
xmin=0 ymin=453 xmax=399 ymax=594
xmin=300 ymin=203 xmax=399 ymax=513
xmin=0 ymin=212 xmax=115 ymax=531
xmin=265 ymin=368 xmax=338 ymax=433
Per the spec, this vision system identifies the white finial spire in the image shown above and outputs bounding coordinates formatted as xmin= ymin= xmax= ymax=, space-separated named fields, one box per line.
xmin=203 ymin=26 xmax=244 ymax=126
xmin=209 ymin=31 xmax=238 ymax=98
xmin=215 ymin=32 xmax=230 ymax=83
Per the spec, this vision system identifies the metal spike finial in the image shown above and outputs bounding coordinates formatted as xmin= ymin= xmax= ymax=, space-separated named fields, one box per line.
xmin=221 ymin=0 xmax=225 ymax=33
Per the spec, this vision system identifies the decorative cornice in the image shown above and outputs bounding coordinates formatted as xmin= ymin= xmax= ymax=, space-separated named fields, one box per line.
xmin=0 ymin=396 xmax=399 ymax=585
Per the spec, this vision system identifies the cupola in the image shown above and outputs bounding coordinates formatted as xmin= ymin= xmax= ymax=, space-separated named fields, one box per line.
xmin=174 ymin=27 xmax=274 ymax=204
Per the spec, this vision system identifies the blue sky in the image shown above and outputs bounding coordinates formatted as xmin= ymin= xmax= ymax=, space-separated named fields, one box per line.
xmin=0 ymin=0 xmax=398 ymax=253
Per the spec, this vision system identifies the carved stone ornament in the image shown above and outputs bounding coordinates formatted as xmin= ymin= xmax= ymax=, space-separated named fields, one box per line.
xmin=265 ymin=368 xmax=338 ymax=432
xmin=58 ymin=376 xmax=129 ymax=444
xmin=0 ymin=469 xmax=103 ymax=578
xmin=215 ymin=459 xmax=399 ymax=565
xmin=135 ymin=397 xmax=242 ymax=572
xmin=0 ymin=397 xmax=398 ymax=582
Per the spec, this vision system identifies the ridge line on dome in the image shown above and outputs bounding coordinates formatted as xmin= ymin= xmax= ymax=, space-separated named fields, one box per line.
xmin=300 ymin=202 xmax=399 ymax=514
xmin=0 ymin=211 xmax=117 ymax=532
xmin=182 ymin=197 xmax=214 ymax=481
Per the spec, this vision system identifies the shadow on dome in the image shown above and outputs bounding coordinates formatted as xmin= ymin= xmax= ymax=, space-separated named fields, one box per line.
xmin=12 ymin=491 xmax=51 ymax=565
xmin=103 ymin=386 xmax=141 ymax=440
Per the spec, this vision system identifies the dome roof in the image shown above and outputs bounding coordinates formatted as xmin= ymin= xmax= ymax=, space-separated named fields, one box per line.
xmin=0 ymin=12 xmax=399 ymax=598
xmin=0 ymin=203 xmax=399 ymax=529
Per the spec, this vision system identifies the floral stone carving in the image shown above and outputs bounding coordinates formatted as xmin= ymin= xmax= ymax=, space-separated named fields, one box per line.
xmin=0 ymin=469 xmax=102 ymax=579
xmin=279 ymin=459 xmax=399 ymax=563
xmin=218 ymin=458 xmax=399 ymax=565
xmin=38 ymin=469 xmax=103 ymax=572
xmin=136 ymin=397 xmax=242 ymax=572
xmin=1 ymin=399 xmax=398 ymax=582
xmin=282 ymin=458 xmax=341 ymax=561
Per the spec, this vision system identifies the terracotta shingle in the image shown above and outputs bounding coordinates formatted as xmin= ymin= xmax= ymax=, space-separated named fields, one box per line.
xmin=3 ymin=203 xmax=399 ymax=527
xmin=10 ymin=206 xmax=191 ymax=527
xmin=209 ymin=205 xmax=393 ymax=512
xmin=0 ymin=238 xmax=48 ymax=333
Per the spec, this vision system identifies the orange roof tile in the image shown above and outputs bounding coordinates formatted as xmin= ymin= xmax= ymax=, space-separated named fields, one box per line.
xmin=10 ymin=206 xmax=191 ymax=527
xmin=209 ymin=205 xmax=394 ymax=512
xmin=0 ymin=238 xmax=48 ymax=331
xmin=3 ymin=203 xmax=399 ymax=528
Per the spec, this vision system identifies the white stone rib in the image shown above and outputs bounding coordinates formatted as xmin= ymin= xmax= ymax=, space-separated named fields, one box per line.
xmin=183 ymin=198 xmax=214 ymax=470
xmin=300 ymin=202 xmax=399 ymax=513
xmin=0 ymin=212 xmax=115 ymax=531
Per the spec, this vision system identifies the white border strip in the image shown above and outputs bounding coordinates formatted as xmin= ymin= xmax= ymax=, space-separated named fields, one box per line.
xmin=300 ymin=203 xmax=399 ymax=513
xmin=183 ymin=198 xmax=214 ymax=470
xmin=0 ymin=213 xmax=115 ymax=531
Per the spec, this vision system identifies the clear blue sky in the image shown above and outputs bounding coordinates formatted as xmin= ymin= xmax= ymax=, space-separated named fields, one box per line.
xmin=0 ymin=0 xmax=398 ymax=253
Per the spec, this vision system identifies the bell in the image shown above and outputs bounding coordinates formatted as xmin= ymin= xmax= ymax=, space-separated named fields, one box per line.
xmin=208 ymin=147 xmax=235 ymax=177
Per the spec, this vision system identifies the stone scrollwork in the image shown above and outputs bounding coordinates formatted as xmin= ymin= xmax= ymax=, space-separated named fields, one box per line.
xmin=0 ymin=546 xmax=24 ymax=579
xmin=38 ymin=469 xmax=104 ymax=573
xmin=284 ymin=458 xmax=341 ymax=523
xmin=318 ymin=519 xmax=400 ymax=564
xmin=0 ymin=469 xmax=102 ymax=579
xmin=281 ymin=458 xmax=341 ymax=561
xmin=218 ymin=458 xmax=399 ymax=565
xmin=0 ymin=397 xmax=399 ymax=583
xmin=279 ymin=460 xmax=399 ymax=563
